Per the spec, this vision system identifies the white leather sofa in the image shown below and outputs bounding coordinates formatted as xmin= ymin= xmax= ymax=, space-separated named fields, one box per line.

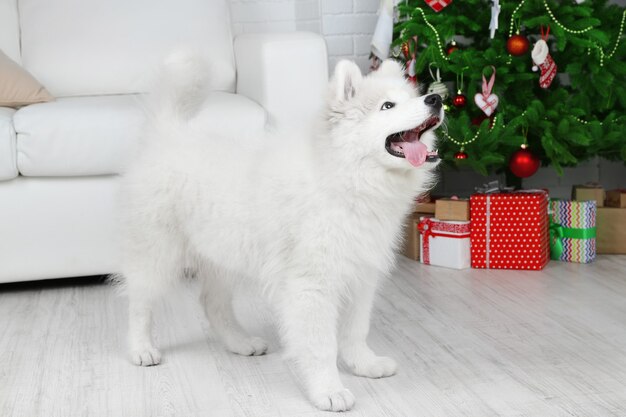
xmin=0 ymin=0 xmax=328 ymax=283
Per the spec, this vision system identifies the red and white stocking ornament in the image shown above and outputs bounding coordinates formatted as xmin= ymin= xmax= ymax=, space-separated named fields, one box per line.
xmin=531 ymin=26 xmax=557 ymax=89
xmin=474 ymin=66 xmax=499 ymax=117
xmin=424 ymin=0 xmax=452 ymax=12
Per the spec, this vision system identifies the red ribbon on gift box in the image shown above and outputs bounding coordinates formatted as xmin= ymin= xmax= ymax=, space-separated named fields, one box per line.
xmin=418 ymin=218 xmax=470 ymax=265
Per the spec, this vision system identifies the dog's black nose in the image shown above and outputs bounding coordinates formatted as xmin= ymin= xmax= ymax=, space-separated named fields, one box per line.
xmin=424 ymin=94 xmax=442 ymax=109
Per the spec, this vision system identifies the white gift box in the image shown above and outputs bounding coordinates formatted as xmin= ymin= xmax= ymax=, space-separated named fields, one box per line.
xmin=419 ymin=217 xmax=471 ymax=270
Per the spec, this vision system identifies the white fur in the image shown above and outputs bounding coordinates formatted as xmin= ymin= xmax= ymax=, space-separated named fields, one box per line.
xmin=117 ymin=54 xmax=443 ymax=412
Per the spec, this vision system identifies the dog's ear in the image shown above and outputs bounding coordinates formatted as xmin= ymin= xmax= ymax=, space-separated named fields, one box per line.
xmin=374 ymin=59 xmax=405 ymax=78
xmin=332 ymin=60 xmax=362 ymax=102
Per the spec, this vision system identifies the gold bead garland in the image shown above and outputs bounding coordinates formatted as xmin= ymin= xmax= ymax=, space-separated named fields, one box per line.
xmin=442 ymin=94 xmax=612 ymax=151
xmin=442 ymin=129 xmax=480 ymax=147
xmin=595 ymin=10 xmax=626 ymax=66
xmin=442 ymin=115 xmax=499 ymax=147
xmin=410 ymin=7 xmax=449 ymax=61
xmin=508 ymin=0 xmax=527 ymax=38
xmin=543 ymin=0 xmax=592 ymax=34
xmin=575 ymin=117 xmax=606 ymax=126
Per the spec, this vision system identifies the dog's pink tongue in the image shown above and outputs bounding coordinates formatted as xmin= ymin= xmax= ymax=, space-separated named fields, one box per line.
xmin=403 ymin=140 xmax=428 ymax=167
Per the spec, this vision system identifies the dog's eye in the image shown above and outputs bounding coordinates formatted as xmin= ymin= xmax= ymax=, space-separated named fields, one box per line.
xmin=381 ymin=102 xmax=395 ymax=110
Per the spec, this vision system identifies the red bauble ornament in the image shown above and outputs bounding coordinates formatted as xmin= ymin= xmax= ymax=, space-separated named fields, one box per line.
xmin=447 ymin=40 xmax=458 ymax=55
xmin=506 ymin=34 xmax=530 ymax=56
xmin=452 ymin=93 xmax=467 ymax=108
xmin=471 ymin=114 xmax=495 ymax=128
xmin=509 ymin=147 xmax=540 ymax=178
xmin=454 ymin=151 xmax=468 ymax=159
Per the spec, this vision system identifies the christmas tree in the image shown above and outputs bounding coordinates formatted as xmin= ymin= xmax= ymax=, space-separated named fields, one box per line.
xmin=393 ymin=0 xmax=626 ymax=181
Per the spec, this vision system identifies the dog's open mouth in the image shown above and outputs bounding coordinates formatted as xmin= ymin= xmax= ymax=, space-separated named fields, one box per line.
xmin=385 ymin=115 xmax=440 ymax=167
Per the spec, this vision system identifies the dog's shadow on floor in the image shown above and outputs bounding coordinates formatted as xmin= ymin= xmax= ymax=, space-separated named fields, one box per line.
xmin=156 ymin=285 xmax=281 ymax=359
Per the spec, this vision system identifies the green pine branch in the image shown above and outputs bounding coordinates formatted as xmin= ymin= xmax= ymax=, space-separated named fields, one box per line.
xmin=392 ymin=0 xmax=626 ymax=176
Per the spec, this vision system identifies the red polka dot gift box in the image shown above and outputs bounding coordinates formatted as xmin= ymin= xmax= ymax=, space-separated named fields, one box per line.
xmin=470 ymin=192 xmax=550 ymax=270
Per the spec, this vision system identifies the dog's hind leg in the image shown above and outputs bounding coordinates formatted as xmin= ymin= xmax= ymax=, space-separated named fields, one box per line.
xmin=127 ymin=283 xmax=163 ymax=366
xmin=199 ymin=265 xmax=268 ymax=356
xmin=338 ymin=281 xmax=397 ymax=378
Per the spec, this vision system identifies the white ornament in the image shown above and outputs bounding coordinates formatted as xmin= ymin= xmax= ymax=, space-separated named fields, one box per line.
xmin=474 ymin=66 xmax=499 ymax=116
xmin=490 ymin=0 xmax=501 ymax=39
xmin=474 ymin=94 xmax=499 ymax=116
xmin=370 ymin=0 xmax=396 ymax=59
xmin=427 ymin=64 xmax=449 ymax=100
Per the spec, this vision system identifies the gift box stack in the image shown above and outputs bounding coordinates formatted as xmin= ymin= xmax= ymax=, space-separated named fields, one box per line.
xmin=419 ymin=197 xmax=471 ymax=270
xmin=418 ymin=216 xmax=470 ymax=270
xmin=401 ymin=197 xmax=435 ymax=262
xmin=401 ymin=195 xmax=471 ymax=269
xmin=401 ymin=183 xmax=625 ymax=271
xmin=573 ymin=185 xmax=626 ymax=254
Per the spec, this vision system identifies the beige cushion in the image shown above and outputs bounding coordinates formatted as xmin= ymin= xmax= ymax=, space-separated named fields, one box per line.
xmin=0 ymin=50 xmax=53 ymax=107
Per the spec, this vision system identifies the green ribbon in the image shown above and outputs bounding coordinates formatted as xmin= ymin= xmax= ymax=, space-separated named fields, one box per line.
xmin=549 ymin=220 xmax=597 ymax=260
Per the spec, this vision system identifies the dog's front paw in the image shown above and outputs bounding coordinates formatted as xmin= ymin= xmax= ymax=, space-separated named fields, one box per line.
xmin=225 ymin=336 xmax=268 ymax=356
xmin=348 ymin=355 xmax=397 ymax=379
xmin=310 ymin=388 xmax=355 ymax=412
xmin=130 ymin=346 xmax=162 ymax=366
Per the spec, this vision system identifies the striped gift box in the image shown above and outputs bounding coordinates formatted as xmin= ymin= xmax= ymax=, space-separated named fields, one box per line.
xmin=549 ymin=199 xmax=596 ymax=263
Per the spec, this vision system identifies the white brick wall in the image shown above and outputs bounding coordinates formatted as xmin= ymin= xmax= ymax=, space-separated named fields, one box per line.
xmin=321 ymin=0 xmax=378 ymax=73
xmin=228 ymin=0 xmax=626 ymax=191
xmin=229 ymin=0 xmax=378 ymax=73
xmin=229 ymin=0 xmax=322 ymax=36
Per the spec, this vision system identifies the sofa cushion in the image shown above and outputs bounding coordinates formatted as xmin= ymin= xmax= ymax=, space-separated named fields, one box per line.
xmin=0 ymin=50 xmax=54 ymax=107
xmin=18 ymin=0 xmax=236 ymax=97
xmin=0 ymin=107 xmax=18 ymax=180
xmin=14 ymin=93 xmax=266 ymax=177
xmin=15 ymin=95 xmax=144 ymax=177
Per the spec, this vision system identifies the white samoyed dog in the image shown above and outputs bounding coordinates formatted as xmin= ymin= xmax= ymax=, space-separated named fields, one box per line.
xmin=118 ymin=53 xmax=443 ymax=412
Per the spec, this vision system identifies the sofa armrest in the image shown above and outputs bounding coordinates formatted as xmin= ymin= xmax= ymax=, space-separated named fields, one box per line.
xmin=234 ymin=32 xmax=328 ymax=131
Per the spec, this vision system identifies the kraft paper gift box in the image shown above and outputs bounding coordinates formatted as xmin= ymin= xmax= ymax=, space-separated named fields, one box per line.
xmin=470 ymin=191 xmax=550 ymax=270
xmin=435 ymin=198 xmax=470 ymax=221
xmin=414 ymin=202 xmax=436 ymax=214
xmin=596 ymin=207 xmax=626 ymax=254
xmin=549 ymin=199 xmax=596 ymax=263
xmin=402 ymin=213 xmax=433 ymax=261
xmin=418 ymin=217 xmax=470 ymax=269
xmin=606 ymin=189 xmax=626 ymax=208
xmin=572 ymin=184 xmax=605 ymax=207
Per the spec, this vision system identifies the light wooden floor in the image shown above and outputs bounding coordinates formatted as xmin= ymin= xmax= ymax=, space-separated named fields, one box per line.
xmin=2 ymin=256 xmax=626 ymax=417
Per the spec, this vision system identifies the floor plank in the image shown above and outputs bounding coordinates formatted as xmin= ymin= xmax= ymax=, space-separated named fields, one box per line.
xmin=1 ymin=256 xmax=626 ymax=417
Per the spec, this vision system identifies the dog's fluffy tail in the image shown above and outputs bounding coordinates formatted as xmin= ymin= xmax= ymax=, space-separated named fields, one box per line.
xmin=150 ymin=49 xmax=210 ymax=122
